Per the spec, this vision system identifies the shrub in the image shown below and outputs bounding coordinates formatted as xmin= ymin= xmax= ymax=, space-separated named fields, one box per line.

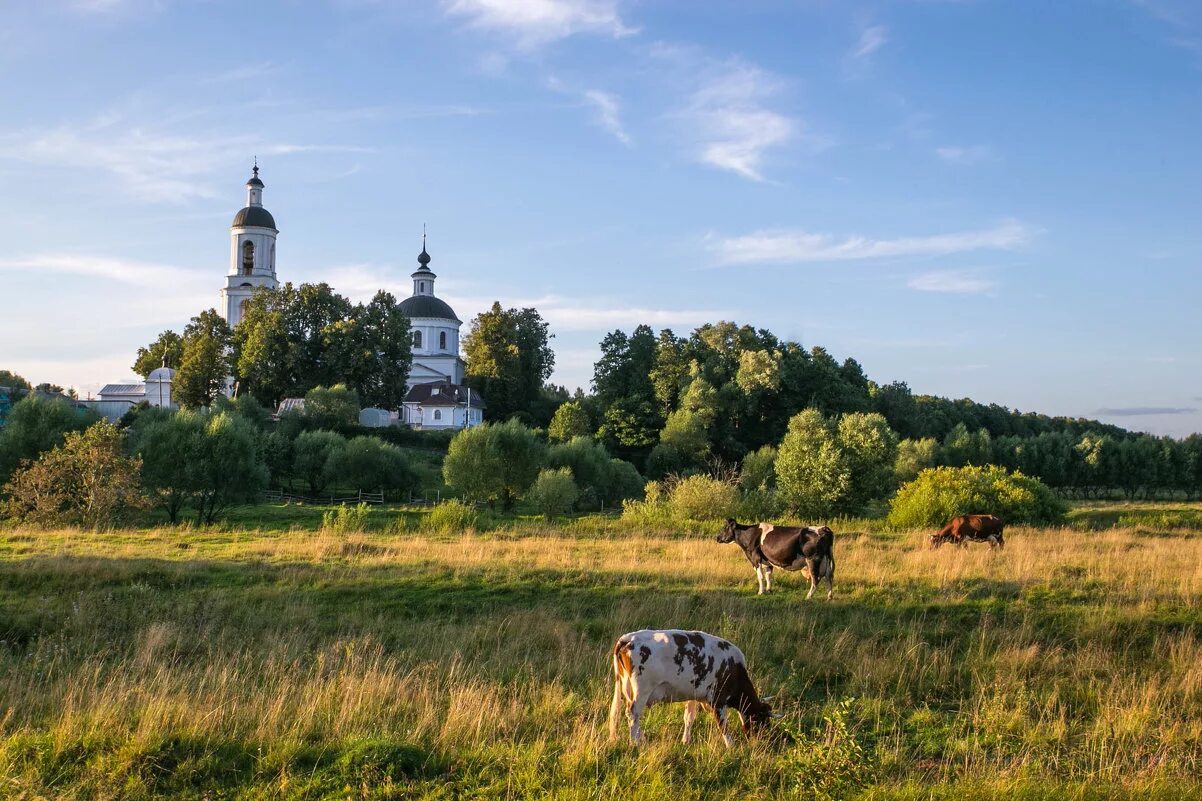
xmin=326 ymin=436 xmax=415 ymax=494
xmin=545 ymin=436 xmax=643 ymax=508
xmin=322 ymin=502 xmax=369 ymax=534
xmin=304 ymin=384 xmax=360 ymax=431
xmin=887 ymin=465 xmax=1067 ymax=529
xmin=0 ymin=394 xmax=99 ymax=483
xmin=667 ymin=474 xmax=738 ymax=521
xmin=739 ymin=445 xmax=777 ymax=492
xmin=293 ymin=430 xmax=348 ymax=494
xmin=528 ymin=467 xmax=579 ymax=519
xmin=604 ymin=458 xmax=645 ymax=505
xmin=442 ymin=419 xmax=545 ymax=509
xmin=425 ymin=499 xmax=479 ymax=532
xmin=4 ymin=421 xmax=148 ymax=528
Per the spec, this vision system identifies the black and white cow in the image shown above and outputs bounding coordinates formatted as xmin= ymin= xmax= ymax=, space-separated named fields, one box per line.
xmin=608 ymin=629 xmax=775 ymax=747
xmin=716 ymin=519 xmax=835 ymax=599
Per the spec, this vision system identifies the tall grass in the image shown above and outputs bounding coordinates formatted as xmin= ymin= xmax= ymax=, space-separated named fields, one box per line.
xmin=2 ymin=514 xmax=1202 ymax=797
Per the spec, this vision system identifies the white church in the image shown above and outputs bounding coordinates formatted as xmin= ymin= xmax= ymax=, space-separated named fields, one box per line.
xmin=99 ymin=166 xmax=483 ymax=429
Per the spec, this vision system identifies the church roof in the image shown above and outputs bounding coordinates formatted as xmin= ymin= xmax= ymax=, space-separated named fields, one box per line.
xmin=404 ymin=381 xmax=485 ymax=408
xmin=232 ymin=206 xmax=277 ymax=230
xmin=398 ymin=294 xmax=460 ymax=322
xmin=99 ymin=383 xmax=145 ymax=396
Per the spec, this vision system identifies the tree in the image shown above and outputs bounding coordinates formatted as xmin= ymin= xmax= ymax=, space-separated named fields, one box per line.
xmin=132 ymin=331 xmax=183 ymax=378
xmin=0 ymin=370 xmax=31 ymax=390
xmin=545 ymin=436 xmax=643 ymax=508
xmin=4 ymin=422 xmax=147 ymax=528
xmin=0 ymin=394 xmax=98 ymax=483
xmin=463 ymin=302 xmax=555 ymax=420
xmin=190 ymin=413 xmax=268 ymax=523
xmin=326 ymin=436 xmax=415 ymax=494
xmin=649 ymin=329 xmax=689 ymax=417
xmin=548 ymin=400 xmax=593 ymax=442
xmin=837 ymin=412 xmax=899 ymax=510
xmin=528 ymin=467 xmax=579 ymax=519
xmin=895 ymin=438 xmax=939 ymax=484
xmin=333 ymin=290 xmax=413 ymax=410
xmin=175 ymin=310 xmax=233 ymax=409
xmin=293 ymin=430 xmax=348 ymax=494
xmin=775 ymin=409 xmax=851 ymax=519
xmin=303 ymin=384 xmax=360 ymax=430
xmin=739 ymin=446 xmax=777 ymax=492
xmin=442 ymin=419 xmax=546 ymax=509
xmin=133 ymin=410 xmax=205 ymax=523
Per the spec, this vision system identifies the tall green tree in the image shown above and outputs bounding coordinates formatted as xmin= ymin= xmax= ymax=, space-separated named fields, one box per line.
xmin=331 ymin=290 xmax=413 ymax=409
xmin=774 ymin=409 xmax=851 ymax=519
xmin=175 ymin=310 xmax=233 ymax=409
xmin=548 ymin=400 xmax=593 ymax=442
xmin=132 ymin=331 xmax=184 ymax=378
xmin=0 ymin=394 xmax=98 ymax=483
xmin=0 ymin=370 xmax=31 ymax=390
xmin=463 ymin=302 xmax=555 ymax=419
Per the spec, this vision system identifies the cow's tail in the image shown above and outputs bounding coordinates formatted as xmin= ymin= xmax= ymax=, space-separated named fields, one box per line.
xmin=608 ymin=638 xmax=632 ymax=740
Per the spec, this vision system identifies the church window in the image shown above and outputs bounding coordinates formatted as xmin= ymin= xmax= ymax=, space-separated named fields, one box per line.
xmin=433 ymin=410 xmax=442 ymax=421
xmin=242 ymin=240 xmax=254 ymax=275
xmin=270 ymin=243 xmax=275 ymax=272
xmin=439 ymin=331 xmax=447 ymax=350
xmin=413 ymin=330 xmax=423 ymax=348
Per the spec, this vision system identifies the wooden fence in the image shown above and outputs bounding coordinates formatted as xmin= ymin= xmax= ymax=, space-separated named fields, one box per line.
xmin=263 ymin=489 xmax=385 ymax=506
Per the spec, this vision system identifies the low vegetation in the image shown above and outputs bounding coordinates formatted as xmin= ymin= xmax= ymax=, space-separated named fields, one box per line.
xmin=1 ymin=505 xmax=1200 ymax=798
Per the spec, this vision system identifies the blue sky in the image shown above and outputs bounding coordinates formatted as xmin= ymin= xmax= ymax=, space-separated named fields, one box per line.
xmin=1 ymin=0 xmax=1199 ymax=435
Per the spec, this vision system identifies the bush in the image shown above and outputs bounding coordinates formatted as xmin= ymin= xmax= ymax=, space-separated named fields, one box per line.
xmin=425 ymin=499 xmax=480 ymax=532
xmin=4 ymin=421 xmax=148 ymax=528
xmin=667 ymin=474 xmax=738 ymax=521
xmin=547 ymin=401 xmax=592 ymax=442
xmin=528 ymin=467 xmax=579 ymax=519
xmin=739 ymin=445 xmax=777 ymax=492
xmin=545 ymin=436 xmax=643 ymax=508
xmin=326 ymin=436 xmax=415 ymax=494
xmin=322 ymin=502 xmax=369 ymax=534
xmin=0 ymin=394 xmax=99 ymax=483
xmin=293 ymin=430 xmax=348 ymax=494
xmin=304 ymin=384 xmax=360 ymax=431
xmin=443 ymin=419 xmax=545 ymax=510
xmin=887 ymin=465 xmax=1067 ymax=529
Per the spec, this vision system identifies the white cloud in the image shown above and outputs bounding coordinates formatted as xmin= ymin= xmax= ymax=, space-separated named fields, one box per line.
xmin=582 ymin=90 xmax=632 ymax=145
xmin=907 ymin=270 xmax=997 ymax=294
xmin=849 ymin=25 xmax=888 ymax=61
xmin=444 ymin=0 xmax=635 ymax=47
xmin=675 ymin=60 xmax=797 ymax=181
xmin=710 ymin=220 xmax=1033 ymax=265
xmin=935 ymin=144 xmax=994 ymax=165
xmin=0 ymin=253 xmax=207 ymax=285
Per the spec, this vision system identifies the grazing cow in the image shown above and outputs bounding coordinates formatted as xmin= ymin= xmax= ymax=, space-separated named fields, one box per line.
xmin=929 ymin=514 xmax=1005 ymax=549
xmin=716 ymin=519 xmax=835 ymax=599
xmin=608 ymin=629 xmax=775 ymax=747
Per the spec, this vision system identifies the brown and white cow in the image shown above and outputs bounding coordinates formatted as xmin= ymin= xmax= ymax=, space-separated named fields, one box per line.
xmin=608 ymin=629 xmax=775 ymax=747
xmin=929 ymin=514 xmax=1005 ymax=549
xmin=716 ymin=519 xmax=836 ymax=599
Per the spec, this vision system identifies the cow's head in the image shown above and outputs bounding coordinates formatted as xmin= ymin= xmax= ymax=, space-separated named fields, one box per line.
xmin=716 ymin=518 xmax=739 ymax=544
xmin=928 ymin=532 xmax=943 ymax=549
xmin=741 ymin=696 xmax=777 ymax=735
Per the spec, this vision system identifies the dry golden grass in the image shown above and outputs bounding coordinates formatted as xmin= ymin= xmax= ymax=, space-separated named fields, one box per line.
xmin=1 ymin=515 xmax=1201 ymax=798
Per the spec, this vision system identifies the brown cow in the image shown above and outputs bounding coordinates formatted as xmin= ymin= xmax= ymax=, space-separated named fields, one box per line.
xmin=929 ymin=514 xmax=1005 ymax=549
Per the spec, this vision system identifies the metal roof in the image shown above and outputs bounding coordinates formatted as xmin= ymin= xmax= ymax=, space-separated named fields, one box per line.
xmin=398 ymin=294 xmax=460 ymax=322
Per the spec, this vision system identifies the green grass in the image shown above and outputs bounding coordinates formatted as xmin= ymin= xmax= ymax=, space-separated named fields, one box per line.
xmin=2 ymin=509 xmax=1202 ymax=798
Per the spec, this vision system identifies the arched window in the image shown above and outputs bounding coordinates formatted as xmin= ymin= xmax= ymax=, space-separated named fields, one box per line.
xmin=412 ymin=330 xmax=422 ymax=348
xmin=439 ymin=331 xmax=447 ymax=350
xmin=433 ymin=409 xmax=442 ymax=421
xmin=270 ymin=243 xmax=275 ymax=272
xmin=242 ymin=240 xmax=254 ymax=275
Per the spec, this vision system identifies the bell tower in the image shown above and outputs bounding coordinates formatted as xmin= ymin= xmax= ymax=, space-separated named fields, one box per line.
xmin=220 ymin=162 xmax=280 ymax=326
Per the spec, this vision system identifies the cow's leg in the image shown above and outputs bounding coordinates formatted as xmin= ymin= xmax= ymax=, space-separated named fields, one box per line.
xmin=755 ymin=565 xmax=765 ymax=595
xmin=712 ymin=705 xmax=735 ymax=748
xmin=681 ymin=700 xmax=700 ymax=744
xmin=763 ymin=564 xmax=773 ymax=593
xmin=627 ymin=696 xmax=649 ymax=745
xmin=805 ymin=559 xmax=818 ymax=600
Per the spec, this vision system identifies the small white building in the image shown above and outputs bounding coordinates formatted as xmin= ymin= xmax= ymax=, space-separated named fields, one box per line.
xmin=93 ymin=366 xmax=178 ymax=421
xmin=401 ymin=380 xmax=484 ymax=430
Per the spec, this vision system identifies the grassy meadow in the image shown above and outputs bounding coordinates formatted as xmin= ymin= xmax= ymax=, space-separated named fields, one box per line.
xmin=3 ymin=504 xmax=1202 ymax=799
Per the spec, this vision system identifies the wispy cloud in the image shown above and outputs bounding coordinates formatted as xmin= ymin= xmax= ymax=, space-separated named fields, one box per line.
xmin=849 ymin=25 xmax=888 ymax=61
xmin=907 ymin=270 xmax=998 ymax=294
xmin=936 ymin=144 xmax=995 ymax=165
xmin=0 ymin=253 xmax=207 ymax=285
xmin=1096 ymin=406 xmax=1198 ymax=416
xmin=444 ymin=0 xmax=635 ymax=47
xmin=0 ymin=113 xmax=372 ymax=202
xmin=673 ymin=59 xmax=797 ymax=181
xmin=582 ymin=90 xmax=632 ymax=145
xmin=710 ymin=220 xmax=1033 ymax=265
